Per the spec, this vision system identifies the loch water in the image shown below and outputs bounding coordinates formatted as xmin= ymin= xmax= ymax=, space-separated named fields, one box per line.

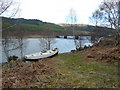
xmin=1 ymin=36 xmax=93 ymax=63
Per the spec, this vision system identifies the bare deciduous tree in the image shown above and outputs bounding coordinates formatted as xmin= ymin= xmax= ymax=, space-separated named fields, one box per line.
xmin=39 ymin=26 xmax=56 ymax=51
xmin=99 ymin=0 xmax=119 ymax=28
xmin=1 ymin=0 xmax=21 ymax=62
xmin=2 ymin=23 xmax=27 ymax=61
xmin=0 ymin=0 xmax=20 ymax=17
xmin=67 ymin=9 xmax=77 ymax=24
xmin=74 ymin=36 xmax=83 ymax=50
xmin=39 ymin=36 xmax=56 ymax=52
xmin=90 ymin=10 xmax=103 ymax=26
xmin=14 ymin=24 xmax=27 ymax=59
xmin=2 ymin=34 xmax=20 ymax=62
xmin=99 ymin=0 xmax=120 ymax=44
xmin=91 ymin=0 xmax=120 ymax=45
xmin=66 ymin=8 xmax=77 ymax=34
xmin=66 ymin=8 xmax=83 ymax=50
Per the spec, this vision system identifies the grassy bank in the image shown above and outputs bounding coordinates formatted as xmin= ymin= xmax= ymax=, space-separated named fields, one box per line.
xmin=2 ymin=39 xmax=119 ymax=88
xmin=32 ymin=52 xmax=118 ymax=88
xmin=2 ymin=52 xmax=119 ymax=88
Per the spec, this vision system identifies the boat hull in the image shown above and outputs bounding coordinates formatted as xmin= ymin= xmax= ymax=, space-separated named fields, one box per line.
xmin=24 ymin=48 xmax=58 ymax=61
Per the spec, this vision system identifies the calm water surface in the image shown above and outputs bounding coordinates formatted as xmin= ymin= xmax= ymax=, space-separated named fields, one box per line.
xmin=1 ymin=37 xmax=93 ymax=63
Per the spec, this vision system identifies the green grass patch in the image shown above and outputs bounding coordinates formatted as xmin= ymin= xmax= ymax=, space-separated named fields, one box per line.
xmin=34 ymin=52 xmax=119 ymax=88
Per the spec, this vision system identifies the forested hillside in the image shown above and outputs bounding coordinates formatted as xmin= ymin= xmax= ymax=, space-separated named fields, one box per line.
xmin=2 ymin=17 xmax=115 ymax=37
xmin=2 ymin=17 xmax=67 ymax=37
xmin=60 ymin=24 xmax=115 ymax=36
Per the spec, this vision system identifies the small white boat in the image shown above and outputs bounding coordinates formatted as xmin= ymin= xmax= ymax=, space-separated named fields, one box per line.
xmin=24 ymin=48 xmax=58 ymax=61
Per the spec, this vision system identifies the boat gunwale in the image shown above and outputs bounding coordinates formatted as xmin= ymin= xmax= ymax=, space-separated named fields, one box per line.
xmin=24 ymin=48 xmax=58 ymax=61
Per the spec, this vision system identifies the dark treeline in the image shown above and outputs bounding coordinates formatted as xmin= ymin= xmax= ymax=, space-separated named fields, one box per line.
xmin=62 ymin=24 xmax=115 ymax=37
xmin=2 ymin=17 xmax=67 ymax=37
xmin=2 ymin=17 xmax=117 ymax=37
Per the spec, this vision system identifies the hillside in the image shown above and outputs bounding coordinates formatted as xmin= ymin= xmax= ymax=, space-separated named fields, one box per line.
xmin=2 ymin=17 xmax=116 ymax=37
xmin=2 ymin=17 xmax=67 ymax=37
xmin=60 ymin=24 xmax=115 ymax=37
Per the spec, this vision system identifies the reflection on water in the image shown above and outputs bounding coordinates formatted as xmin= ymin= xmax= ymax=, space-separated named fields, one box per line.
xmin=1 ymin=36 xmax=93 ymax=63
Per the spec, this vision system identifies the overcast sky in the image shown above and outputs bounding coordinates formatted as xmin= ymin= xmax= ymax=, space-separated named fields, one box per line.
xmin=19 ymin=0 xmax=103 ymax=24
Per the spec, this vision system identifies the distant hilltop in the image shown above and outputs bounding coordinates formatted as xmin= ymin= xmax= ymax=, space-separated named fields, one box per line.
xmin=2 ymin=17 xmax=66 ymax=37
xmin=2 ymin=17 xmax=115 ymax=37
xmin=58 ymin=23 xmax=89 ymax=27
xmin=58 ymin=23 xmax=115 ymax=37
